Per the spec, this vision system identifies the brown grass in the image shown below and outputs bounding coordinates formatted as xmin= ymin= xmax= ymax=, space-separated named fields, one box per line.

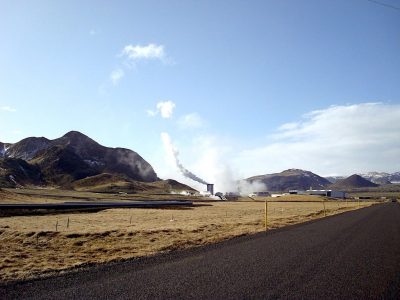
xmin=0 ymin=188 xmax=201 ymax=204
xmin=0 ymin=195 xmax=379 ymax=283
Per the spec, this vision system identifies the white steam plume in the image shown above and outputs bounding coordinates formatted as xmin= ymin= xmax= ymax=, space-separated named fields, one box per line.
xmin=161 ymin=132 xmax=209 ymax=185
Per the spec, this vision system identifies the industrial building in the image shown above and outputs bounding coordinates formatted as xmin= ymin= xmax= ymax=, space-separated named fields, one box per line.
xmin=307 ymin=189 xmax=346 ymax=199
xmin=288 ymin=189 xmax=346 ymax=199
xmin=289 ymin=190 xmax=306 ymax=195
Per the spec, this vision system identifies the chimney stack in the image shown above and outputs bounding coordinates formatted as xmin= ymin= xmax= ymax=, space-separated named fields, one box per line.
xmin=206 ymin=184 xmax=214 ymax=196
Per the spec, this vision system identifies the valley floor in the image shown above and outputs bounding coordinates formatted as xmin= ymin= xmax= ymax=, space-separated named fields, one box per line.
xmin=0 ymin=190 xmax=380 ymax=282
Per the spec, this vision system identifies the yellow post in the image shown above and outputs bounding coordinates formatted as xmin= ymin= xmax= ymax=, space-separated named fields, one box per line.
xmin=265 ymin=199 xmax=268 ymax=231
xmin=323 ymin=201 xmax=326 ymax=217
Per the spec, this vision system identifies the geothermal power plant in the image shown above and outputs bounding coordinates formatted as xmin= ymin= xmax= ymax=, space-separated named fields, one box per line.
xmin=206 ymin=184 xmax=214 ymax=195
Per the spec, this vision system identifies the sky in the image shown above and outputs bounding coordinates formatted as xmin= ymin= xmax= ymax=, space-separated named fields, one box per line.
xmin=1 ymin=0 xmax=399 ymax=191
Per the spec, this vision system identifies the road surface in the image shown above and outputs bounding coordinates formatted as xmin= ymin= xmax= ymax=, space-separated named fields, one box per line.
xmin=1 ymin=202 xmax=400 ymax=299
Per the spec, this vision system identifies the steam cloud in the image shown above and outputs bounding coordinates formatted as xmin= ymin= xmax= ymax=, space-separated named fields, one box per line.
xmin=161 ymin=132 xmax=208 ymax=185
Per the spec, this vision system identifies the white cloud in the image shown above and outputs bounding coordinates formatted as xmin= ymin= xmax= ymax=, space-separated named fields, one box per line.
xmin=109 ymin=43 xmax=170 ymax=86
xmin=147 ymin=101 xmax=176 ymax=119
xmin=146 ymin=109 xmax=157 ymax=117
xmin=235 ymin=103 xmax=400 ymax=176
xmin=89 ymin=29 xmax=97 ymax=36
xmin=110 ymin=68 xmax=124 ymax=85
xmin=121 ymin=44 xmax=166 ymax=62
xmin=0 ymin=106 xmax=16 ymax=112
xmin=157 ymin=101 xmax=175 ymax=118
xmin=278 ymin=122 xmax=299 ymax=131
xmin=178 ymin=113 xmax=205 ymax=129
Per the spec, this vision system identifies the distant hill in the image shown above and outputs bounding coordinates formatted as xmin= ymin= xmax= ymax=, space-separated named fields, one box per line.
xmin=72 ymin=174 xmax=197 ymax=194
xmin=326 ymin=171 xmax=400 ymax=185
xmin=324 ymin=176 xmax=345 ymax=184
xmin=330 ymin=174 xmax=378 ymax=189
xmin=0 ymin=131 xmax=165 ymax=190
xmin=246 ymin=169 xmax=331 ymax=192
xmin=358 ymin=171 xmax=400 ymax=184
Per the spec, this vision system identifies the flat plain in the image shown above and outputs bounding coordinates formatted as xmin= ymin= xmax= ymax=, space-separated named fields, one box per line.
xmin=0 ymin=188 xmax=380 ymax=283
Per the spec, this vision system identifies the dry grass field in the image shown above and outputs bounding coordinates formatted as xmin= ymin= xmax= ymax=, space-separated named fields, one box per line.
xmin=0 ymin=190 xmax=380 ymax=283
xmin=1 ymin=188 xmax=198 ymax=204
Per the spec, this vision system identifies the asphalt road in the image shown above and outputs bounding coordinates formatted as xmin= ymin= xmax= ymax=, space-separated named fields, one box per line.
xmin=0 ymin=200 xmax=193 ymax=210
xmin=2 ymin=202 xmax=400 ymax=299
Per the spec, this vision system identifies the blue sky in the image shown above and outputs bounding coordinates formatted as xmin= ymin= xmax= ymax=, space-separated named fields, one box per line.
xmin=1 ymin=0 xmax=400 ymax=190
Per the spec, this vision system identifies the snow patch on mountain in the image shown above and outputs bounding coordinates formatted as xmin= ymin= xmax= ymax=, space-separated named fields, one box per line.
xmin=357 ymin=172 xmax=400 ymax=184
xmin=84 ymin=159 xmax=105 ymax=168
xmin=0 ymin=144 xmax=10 ymax=158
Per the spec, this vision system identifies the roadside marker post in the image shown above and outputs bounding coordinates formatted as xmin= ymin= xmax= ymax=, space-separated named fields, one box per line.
xmin=265 ymin=199 xmax=268 ymax=231
xmin=323 ymin=201 xmax=326 ymax=217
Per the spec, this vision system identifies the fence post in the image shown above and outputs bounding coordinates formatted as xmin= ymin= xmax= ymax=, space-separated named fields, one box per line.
xmin=265 ymin=199 xmax=268 ymax=231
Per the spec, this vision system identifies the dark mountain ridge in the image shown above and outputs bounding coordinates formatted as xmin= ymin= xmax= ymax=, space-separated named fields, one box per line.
xmin=326 ymin=171 xmax=400 ymax=184
xmin=4 ymin=137 xmax=50 ymax=160
xmin=0 ymin=131 xmax=158 ymax=188
xmin=246 ymin=169 xmax=331 ymax=192
xmin=329 ymin=174 xmax=378 ymax=189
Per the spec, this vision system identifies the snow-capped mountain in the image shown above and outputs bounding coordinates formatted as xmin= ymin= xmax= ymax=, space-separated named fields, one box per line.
xmin=358 ymin=172 xmax=400 ymax=184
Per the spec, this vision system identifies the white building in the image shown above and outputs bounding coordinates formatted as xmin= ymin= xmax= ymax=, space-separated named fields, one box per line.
xmin=307 ymin=189 xmax=346 ymax=199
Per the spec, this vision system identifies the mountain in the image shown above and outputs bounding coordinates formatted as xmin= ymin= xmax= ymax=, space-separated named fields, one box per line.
xmin=0 ymin=131 xmax=158 ymax=188
xmin=71 ymin=174 xmax=197 ymax=194
xmin=0 ymin=142 xmax=11 ymax=157
xmin=0 ymin=157 xmax=43 ymax=187
xmin=326 ymin=172 xmax=400 ymax=184
xmin=390 ymin=172 xmax=400 ymax=183
xmin=358 ymin=171 xmax=400 ymax=184
xmin=324 ymin=176 xmax=345 ymax=184
xmin=4 ymin=137 xmax=50 ymax=160
xmin=330 ymin=174 xmax=378 ymax=189
xmin=246 ymin=169 xmax=331 ymax=192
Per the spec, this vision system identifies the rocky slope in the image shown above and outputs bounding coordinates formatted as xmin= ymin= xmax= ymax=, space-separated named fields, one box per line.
xmin=0 ymin=131 xmax=158 ymax=188
xmin=72 ymin=174 xmax=197 ymax=194
xmin=246 ymin=169 xmax=331 ymax=192
xmin=329 ymin=174 xmax=378 ymax=189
